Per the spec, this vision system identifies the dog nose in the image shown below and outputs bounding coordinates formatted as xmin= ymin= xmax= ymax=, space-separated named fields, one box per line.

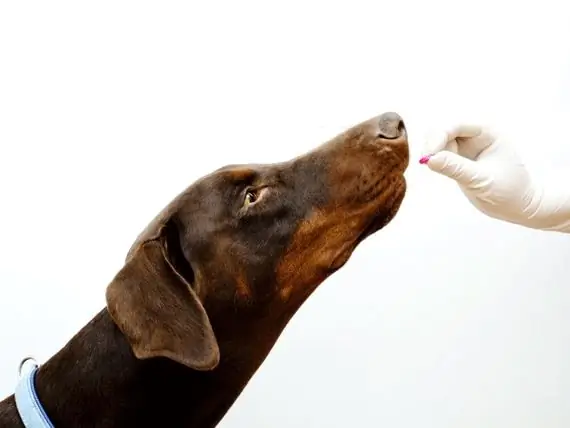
xmin=377 ymin=112 xmax=406 ymax=139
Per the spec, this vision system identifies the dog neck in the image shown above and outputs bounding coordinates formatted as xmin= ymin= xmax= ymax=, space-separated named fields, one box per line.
xmin=30 ymin=308 xmax=278 ymax=428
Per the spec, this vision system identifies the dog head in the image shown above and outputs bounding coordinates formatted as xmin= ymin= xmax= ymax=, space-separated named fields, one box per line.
xmin=105 ymin=112 xmax=409 ymax=370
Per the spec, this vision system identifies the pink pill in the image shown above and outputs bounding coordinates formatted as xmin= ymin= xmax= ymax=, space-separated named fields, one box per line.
xmin=419 ymin=155 xmax=431 ymax=165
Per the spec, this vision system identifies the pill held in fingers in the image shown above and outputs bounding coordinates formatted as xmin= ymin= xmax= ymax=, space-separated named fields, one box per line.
xmin=419 ymin=155 xmax=431 ymax=164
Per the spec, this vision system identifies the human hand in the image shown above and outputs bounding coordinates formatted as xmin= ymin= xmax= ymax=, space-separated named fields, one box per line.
xmin=420 ymin=125 xmax=570 ymax=232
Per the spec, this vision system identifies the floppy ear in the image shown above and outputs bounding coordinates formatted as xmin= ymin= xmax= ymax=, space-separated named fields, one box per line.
xmin=105 ymin=226 xmax=220 ymax=371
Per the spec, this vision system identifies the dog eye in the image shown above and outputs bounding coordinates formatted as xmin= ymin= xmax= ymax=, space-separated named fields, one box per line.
xmin=243 ymin=187 xmax=268 ymax=209
xmin=244 ymin=190 xmax=258 ymax=207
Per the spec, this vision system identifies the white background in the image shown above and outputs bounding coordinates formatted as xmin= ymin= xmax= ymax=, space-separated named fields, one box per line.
xmin=2 ymin=1 xmax=570 ymax=427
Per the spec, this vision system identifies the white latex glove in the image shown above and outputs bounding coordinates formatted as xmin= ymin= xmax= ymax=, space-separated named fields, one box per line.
xmin=420 ymin=125 xmax=570 ymax=233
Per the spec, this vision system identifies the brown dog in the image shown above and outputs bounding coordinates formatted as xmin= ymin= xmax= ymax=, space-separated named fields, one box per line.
xmin=0 ymin=112 xmax=409 ymax=427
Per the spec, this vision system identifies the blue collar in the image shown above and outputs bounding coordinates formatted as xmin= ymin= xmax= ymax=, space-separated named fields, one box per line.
xmin=14 ymin=358 xmax=55 ymax=428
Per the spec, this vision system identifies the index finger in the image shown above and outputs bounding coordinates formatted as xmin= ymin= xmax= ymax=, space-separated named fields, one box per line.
xmin=422 ymin=124 xmax=483 ymax=155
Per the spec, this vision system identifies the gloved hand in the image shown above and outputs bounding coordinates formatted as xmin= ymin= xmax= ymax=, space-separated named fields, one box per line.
xmin=420 ymin=124 xmax=570 ymax=233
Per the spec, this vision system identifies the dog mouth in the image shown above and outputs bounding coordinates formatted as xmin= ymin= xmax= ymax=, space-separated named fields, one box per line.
xmin=356 ymin=177 xmax=406 ymax=244
xmin=327 ymin=176 xmax=406 ymax=272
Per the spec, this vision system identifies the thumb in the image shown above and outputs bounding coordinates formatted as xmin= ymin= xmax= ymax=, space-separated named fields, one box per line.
xmin=426 ymin=151 xmax=487 ymax=186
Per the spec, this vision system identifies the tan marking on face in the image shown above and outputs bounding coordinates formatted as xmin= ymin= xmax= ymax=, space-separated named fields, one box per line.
xmin=234 ymin=269 xmax=252 ymax=300
xmin=276 ymin=207 xmax=367 ymax=301
xmin=212 ymin=235 xmax=253 ymax=302
xmin=275 ymin=177 xmax=405 ymax=302
xmin=226 ymin=168 xmax=256 ymax=183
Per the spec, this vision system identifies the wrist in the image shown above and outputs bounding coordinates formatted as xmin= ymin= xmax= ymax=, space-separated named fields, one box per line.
xmin=524 ymin=180 xmax=570 ymax=233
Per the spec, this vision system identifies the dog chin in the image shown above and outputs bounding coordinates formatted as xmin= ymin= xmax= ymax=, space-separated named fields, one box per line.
xmin=358 ymin=178 xmax=406 ymax=243
xmin=326 ymin=178 xmax=406 ymax=273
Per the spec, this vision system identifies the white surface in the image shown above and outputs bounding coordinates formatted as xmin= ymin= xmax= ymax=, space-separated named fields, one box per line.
xmin=2 ymin=1 xmax=570 ymax=427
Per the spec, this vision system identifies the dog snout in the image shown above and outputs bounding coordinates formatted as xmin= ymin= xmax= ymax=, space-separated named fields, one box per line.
xmin=377 ymin=112 xmax=406 ymax=140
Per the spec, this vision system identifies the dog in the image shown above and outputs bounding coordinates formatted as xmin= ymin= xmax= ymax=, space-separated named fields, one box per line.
xmin=0 ymin=112 xmax=409 ymax=427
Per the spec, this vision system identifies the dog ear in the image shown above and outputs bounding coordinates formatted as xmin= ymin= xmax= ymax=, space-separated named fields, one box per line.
xmin=105 ymin=224 xmax=220 ymax=371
